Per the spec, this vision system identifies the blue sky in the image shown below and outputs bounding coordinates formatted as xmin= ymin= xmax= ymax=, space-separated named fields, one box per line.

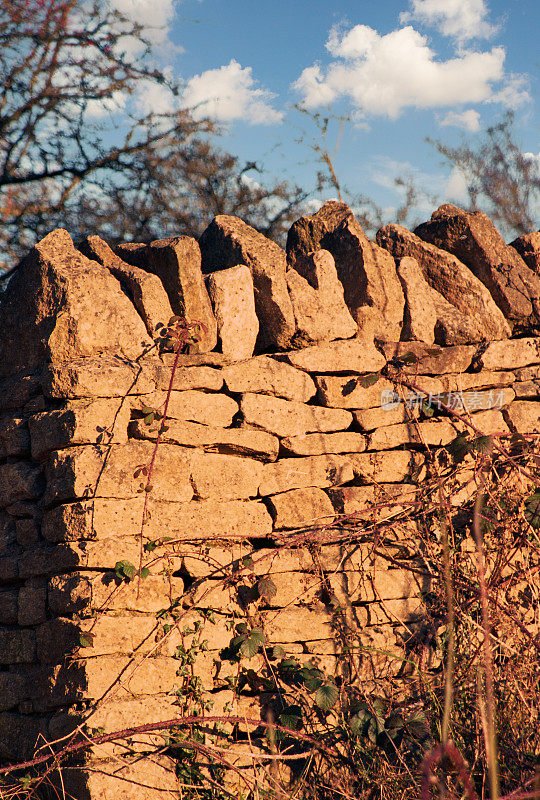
xmin=113 ymin=0 xmax=539 ymax=227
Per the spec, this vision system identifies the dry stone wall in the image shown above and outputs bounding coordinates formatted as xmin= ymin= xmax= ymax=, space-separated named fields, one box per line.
xmin=1 ymin=201 xmax=540 ymax=798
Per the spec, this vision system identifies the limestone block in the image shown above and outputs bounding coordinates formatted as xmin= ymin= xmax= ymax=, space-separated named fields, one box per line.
xmin=363 ymin=598 xmax=426 ymax=626
xmin=42 ymin=497 xmax=273 ymax=542
xmin=36 ymin=616 xmax=159 ymax=662
xmin=123 ymin=236 xmax=218 ymax=352
xmin=280 ymin=431 xmax=366 ymax=456
xmin=425 ymin=371 xmax=515 ymax=392
xmin=240 ymin=392 xmax=352 ymax=438
xmin=199 ymin=215 xmax=296 ymax=350
xmin=397 ymin=256 xmax=437 ymax=343
xmin=261 ymin=608 xmax=336 ymax=643
xmin=287 ymin=202 xmax=404 ymax=339
xmin=77 ymin=656 xmax=180 ymax=701
xmin=48 ymin=573 xmax=184 ymax=616
xmin=287 ymin=338 xmax=386 ymax=373
xmin=222 ymin=355 xmax=315 ymax=402
xmin=368 ymin=419 xmax=461 ymax=450
xmin=315 ymin=374 xmax=396 ymax=409
xmin=206 ymin=263 xmax=259 ymax=359
xmin=266 ymin=487 xmax=336 ymax=530
xmin=44 ymin=442 xmax=193 ymax=505
xmin=328 ymin=566 xmax=416 ymax=603
xmin=29 ymin=398 xmax=131 ymax=461
xmin=414 ymin=205 xmax=540 ymax=323
xmin=430 ymin=287 xmax=490 ymax=346
xmin=43 ymin=353 xmax=156 ymax=398
xmin=377 ymin=220 xmax=511 ymax=337
xmin=329 ymin=484 xmax=415 ymax=522
xmin=513 ymin=381 xmax=540 ymax=398
xmin=515 ymin=365 xmax=540 ymax=380
xmin=286 ymin=249 xmax=357 ymax=344
xmin=0 ymin=462 xmax=44 ymax=508
xmin=152 ymin=364 xmax=223 ymax=391
xmin=0 ymin=628 xmax=36 ymax=663
xmin=0 ymin=590 xmax=18 ymax=625
xmin=379 ymin=341 xmax=476 ymax=374
xmin=0 ymin=673 xmax=27 ymax=711
xmin=130 ymin=418 xmax=279 ymax=461
xmin=0 ymin=415 xmax=30 ymax=458
xmin=510 ymin=231 xmax=540 ymax=273
xmin=0 ymin=713 xmax=48 ymax=761
xmin=133 ymin=390 xmax=238 ymax=427
xmin=80 ymin=235 xmax=174 ymax=336
xmin=504 ymin=401 xmax=540 ymax=434
xmin=481 ymin=338 xmax=540 ymax=370
xmin=0 ymin=374 xmax=41 ymax=411
xmin=259 ymin=455 xmax=354 ymax=495
xmin=353 ymin=404 xmax=420 ymax=431
xmin=18 ymin=580 xmax=47 ymax=626
xmin=189 ymin=451 xmax=263 ymax=501
xmin=0 ymin=229 xmax=154 ymax=378
xmin=348 ymin=451 xmax=424 ymax=483
xmin=60 ymin=756 xmax=180 ymax=800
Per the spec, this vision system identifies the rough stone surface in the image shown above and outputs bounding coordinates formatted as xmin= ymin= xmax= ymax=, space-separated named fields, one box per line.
xmin=414 ymin=205 xmax=540 ymax=323
xmin=0 ymin=229 xmax=153 ymax=377
xmin=222 ymin=355 xmax=315 ymax=401
xmin=259 ymin=455 xmax=354 ymax=495
xmin=504 ymin=401 xmax=540 ymax=434
xmin=0 ymin=463 xmax=44 ymax=508
xmin=348 ymin=451 xmax=424 ymax=483
xmin=43 ymin=354 xmax=156 ymax=398
xmin=29 ymin=398 xmax=131 ymax=461
xmin=510 ymin=232 xmax=540 ymax=273
xmin=267 ymin=488 xmax=336 ymax=530
xmin=287 ymin=202 xmax=404 ymax=339
xmin=117 ymin=236 xmax=217 ymax=352
xmin=286 ymin=249 xmax=357 ymax=344
xmin=80 ymin=236 xmax=174 ymax=336
xmin=206 ymin=263 xmax=259 ymax=360
xmin=376 ymin=223 xmax=511 ymax=341
xmin=199 ymin=215 xmax=296 ymax=349
xmin=240 ymin=393 xmax=352 ymax=437
xmin=380 ymin=341 xmax=476 ymax=374
xmin=286 ymin=338 xmax=386 ymax=373
xmin=315 ymin=375 xmax=396 ymax=409
xmin=0 ymin=414 xmax=30 ymax=457
xmin=130 ymin=418 xmax=279 ymax=461
xmin=133 ymin=390 xmax=238 ymax=427
xmin=329 ymin=483 xmax=414 ymax=522
xmin=151 ymin=363 xmax=223 ymax=391
xmin=353 ymin=404 xmax=420 ymax=431
xmin=481 ymin=338 xmax=540 ymax=370
xmin=397 ymin=256 xmax=437 ymax=343
xmin=280 ymin=431 xmax=366 ymax=456
xmin=189 ymin=451 xmax=263 ymax=501
xmin=44 ymin=442 xmax=193 ymax=505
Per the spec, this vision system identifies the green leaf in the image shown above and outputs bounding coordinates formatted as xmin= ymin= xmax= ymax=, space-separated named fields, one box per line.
xmin=140 ymin=567 xmax=150 ymax=579
xmin=144 ymin=540 xmax=158 ymax=552
xmin=279 ymin=705 xmax=303 ymax=731
xmin=239 ymin=628 xmax=265 ymax=659
xmin=314 ymin=681 xmax=338 ymax=711
xmin=241 ymin=555 xmax=254 ymax=569
xmin=257 ymin=576 xmax=277 ymax=602
xmin=78 ymin=632 xmax=95 ymax=647
xmin=446 ymin=431 xmax=471 ymax=464
xmin=357 ymin=372 xmax=380 ymax=389
xmin=400 ymin=352 xmax=419 ymax=366
xmin=271 ymin=645 xmax=286 ymax=659
xmin=525 ymin=492 xmax=540 ymax=529
xmin=300 ymin=666 xmax=324 ymax=692
xmin=471 ymin=434 xmax=493 ymax=454
xmin=115 ymin=560 xmax=137 ymax=582
xmin=421 ymin=400 xmax=434 ymax=417
xmin=144 ymin=413 xmax=154 ymax=425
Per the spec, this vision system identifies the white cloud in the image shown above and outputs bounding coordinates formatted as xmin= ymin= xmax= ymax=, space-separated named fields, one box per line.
xmin=183 ymin=60 xmax=283 ymax=125
xmin=445 ymin=166 xmax=470 ymax=201
xmin=487 ymin=74 xmax=531 ymax=108
xmin=107 ymin=0 xmax=176 ymax=44
xmin=400 ymin=0 xmax=497 ymax=42
xmin=439 ymin=109 xmax=481 ymax=131
xmin=294 ymin=24 xmax=505 ymax=120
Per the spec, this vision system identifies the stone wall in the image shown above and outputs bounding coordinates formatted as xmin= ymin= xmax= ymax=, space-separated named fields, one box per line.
xmin=0 ymin=201 xmax=539 ymax=798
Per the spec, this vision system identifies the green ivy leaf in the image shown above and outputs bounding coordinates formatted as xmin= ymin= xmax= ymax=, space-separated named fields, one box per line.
xmin=314 ymin=681 xmax=338 ymax=711
xmin=144 ymin=541 xmax=158 ymax=552
xmin=140 ymin=567 xmax=150 ymax=579
xmin=78 ymin=632 xmax=95 ymax=648
xmin=446 ymin=431 xmax=471 ymax=464
xmin=257 ymin=575 xmax=277 ymax=602
xmin=299 ymin=666 xmax=324 ymax=692
xmin=279 ymin=705 xmax=303 ymax=731
xmin=241 ymin=555 xmax=254 ymax=569
xmin=271 ymin=645 xmax=286 ymax=659
xmin=470 ymin=434 xmax=493 ymax=454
